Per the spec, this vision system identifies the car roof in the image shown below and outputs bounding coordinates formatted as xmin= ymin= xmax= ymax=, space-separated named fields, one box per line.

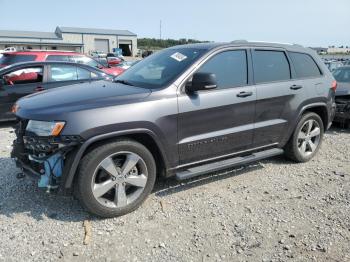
xmin=2 ymin=50 xmax=82 ymax=56
xmin=169 ymin=41 xmax=311 ymax=53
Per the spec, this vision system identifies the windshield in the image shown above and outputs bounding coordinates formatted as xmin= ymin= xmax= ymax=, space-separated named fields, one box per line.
xmin=0 ymin=54 xmax=36 ymax=65
xmin=115 ymin=48 xmax=207 ymax=89
xmin=333 ymin=68 xmax=350 ymax=82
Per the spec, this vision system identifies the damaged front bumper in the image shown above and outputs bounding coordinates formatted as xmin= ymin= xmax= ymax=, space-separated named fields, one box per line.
xmin=334 ymin=96 xmax=350 ymax=125
xmin=11 ymin=120 xmax=83 ymax=192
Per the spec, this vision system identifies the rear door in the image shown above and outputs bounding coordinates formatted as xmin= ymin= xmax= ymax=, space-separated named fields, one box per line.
xmin=177 ymin=49 xmax=256 ymax=165
xmin=251 ymin=49 xmax=301 ymax=147
xmin=0 ymin=66 xmax=44 ymax=120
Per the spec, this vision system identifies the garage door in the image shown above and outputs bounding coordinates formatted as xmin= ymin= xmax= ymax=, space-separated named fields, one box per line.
xmin=94 ymin=39 xmax=109 ymax=53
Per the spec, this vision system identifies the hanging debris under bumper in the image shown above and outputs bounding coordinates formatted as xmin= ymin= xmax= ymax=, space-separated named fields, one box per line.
xmin=11 ymin=123 xmax=83 ymax=192
xmin=334 ymin=96 xmax=350 ymax=126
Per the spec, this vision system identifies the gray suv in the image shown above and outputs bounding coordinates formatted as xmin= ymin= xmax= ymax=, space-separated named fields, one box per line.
xmin=12 ymin=41 xmax=336 ymax=217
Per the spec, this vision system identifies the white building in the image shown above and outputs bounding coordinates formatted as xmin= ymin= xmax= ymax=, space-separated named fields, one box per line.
xmin=0 ymin=26 xmax=137 ymax=56
xmin=327 ymin=47 xmax=350 ymax=54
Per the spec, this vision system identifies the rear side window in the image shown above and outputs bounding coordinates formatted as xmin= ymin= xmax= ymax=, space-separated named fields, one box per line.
xmin=197 ymin=50 xmax=247 ymax=89
xmin=289 ymin=52 xmax=322 ymax=78
xmin=253 ymin=50 xmax=291 ymax=83
xmin=46 ymin=55 xmax=71 ymax=62
xmin=0 ymin=54 xmax=36 ymax=65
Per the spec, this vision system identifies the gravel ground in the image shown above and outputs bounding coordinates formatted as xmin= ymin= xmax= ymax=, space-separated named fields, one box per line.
xmin=0 ymin=123 xmax=349 ymax=262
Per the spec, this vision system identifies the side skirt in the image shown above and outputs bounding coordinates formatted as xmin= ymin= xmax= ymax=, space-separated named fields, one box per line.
xmin=175 ymin=148 xmax=283 ymax=181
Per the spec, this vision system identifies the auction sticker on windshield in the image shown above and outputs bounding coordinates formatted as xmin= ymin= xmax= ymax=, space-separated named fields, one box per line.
xmin=170 ymin=52 xmax=187 ymax=62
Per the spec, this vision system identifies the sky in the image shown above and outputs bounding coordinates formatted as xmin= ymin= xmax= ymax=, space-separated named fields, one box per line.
xmin=0 ymin=0 xmax=349 ymax=47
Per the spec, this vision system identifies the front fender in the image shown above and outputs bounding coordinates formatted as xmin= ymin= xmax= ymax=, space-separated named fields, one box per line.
xmin=62 ymin=128 xmax=170 ymax=189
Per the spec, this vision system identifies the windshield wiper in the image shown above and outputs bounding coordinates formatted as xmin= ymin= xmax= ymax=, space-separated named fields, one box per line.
xmin=114 ymin=79 xmax=135 ymax=86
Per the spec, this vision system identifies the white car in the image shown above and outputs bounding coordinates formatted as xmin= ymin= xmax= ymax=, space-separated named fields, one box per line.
xmin=3 ymin=47 xmax=16 ymax=52
xmin=91 ymin=51 xmax=107 ymax=58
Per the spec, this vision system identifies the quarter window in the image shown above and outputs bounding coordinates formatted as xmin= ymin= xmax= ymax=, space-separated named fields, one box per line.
xmin=289 ymin=52 xmax=322 ymax=78
xmin=3 ymin=67 xmax=43 ymax=85
xmin=197 ymin=50 xmax=247 ymax=89
xmin=77 ymin=67 xmax=92 ymax=80
xmin=253 ymin=50 xmax=291 ymax=83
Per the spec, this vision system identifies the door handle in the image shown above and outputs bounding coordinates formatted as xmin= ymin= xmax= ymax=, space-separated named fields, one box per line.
xmin=34 ymin=86 xmax=45 ymax=92
xmin=290 ymin=85 xmax=303 ymax=90
xmin=236 ymin=91 xmax=253 ymax=98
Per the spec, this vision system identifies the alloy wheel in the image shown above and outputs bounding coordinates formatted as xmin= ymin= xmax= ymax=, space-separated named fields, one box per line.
xmin=297 ymin=119 xmax=321 ymax=157
xmin=91 ymin=151 xmax=148 ymax=209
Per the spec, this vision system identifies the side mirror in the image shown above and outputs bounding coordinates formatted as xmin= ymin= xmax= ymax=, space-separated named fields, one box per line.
xmin=185 ymin=72 xmax=217 ymax=93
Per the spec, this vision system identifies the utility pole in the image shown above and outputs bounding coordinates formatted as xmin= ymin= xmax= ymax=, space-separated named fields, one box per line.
xmin=159 ymin=20 xmax=162 ymax=40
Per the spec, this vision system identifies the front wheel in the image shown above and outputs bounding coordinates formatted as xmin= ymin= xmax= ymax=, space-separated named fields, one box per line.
xmin=285 ymin=112 xmax=324 ymax=162
xmin=76 ymin=139 xmax=156 ymax=218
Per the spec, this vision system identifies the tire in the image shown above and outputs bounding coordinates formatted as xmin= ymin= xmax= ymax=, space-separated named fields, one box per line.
xmin=284 ymin=112 xmax=324 ymax=163
xmin=75 ymin=139 xmax=156 ymax=218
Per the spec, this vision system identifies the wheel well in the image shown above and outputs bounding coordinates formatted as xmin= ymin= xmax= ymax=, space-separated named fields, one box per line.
xmin=304 ymin=106 xmax=328 ymax=130
xmin=82 ymin=133 xmax=166 ymax=177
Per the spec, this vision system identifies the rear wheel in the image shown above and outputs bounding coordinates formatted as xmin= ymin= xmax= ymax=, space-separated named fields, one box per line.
xmin=76 ymin=139 xmax=156 ymax=218
xmin=285 ymin=112 xmax=324 ymax=162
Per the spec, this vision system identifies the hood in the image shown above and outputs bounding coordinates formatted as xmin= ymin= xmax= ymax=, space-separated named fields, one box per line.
xmin=335 ymin=82 xmax=350 ymax=96
xmin=16 ymin=80 xmax=151 ymax=119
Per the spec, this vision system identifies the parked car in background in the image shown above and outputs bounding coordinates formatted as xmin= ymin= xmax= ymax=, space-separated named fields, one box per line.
xmin=11 ymin=42 xmax=336 ymax=217
xmin=116 ymin=60 xmax=139 ymax=70
xmin=325 ymin=60 xmax=343 ymax=71
xmin=0 ymin=51 xmax=124 ymax=76
xmin=106 ymin=53 xmax=124 ymax=66
xmin=142 ymin=50 xmax=153 ymax=58
xmin=91 ymin=51 xmax=107 ymax=58
xmin=3 ymin=47 xmax=16 ymax=52
xmin=0 ymin=61 xmax=110 ymax=121
xmin=94 ymin=57 xmax=109 ymax=68
xmin=332 ymin=66 xmax=350 ymax=126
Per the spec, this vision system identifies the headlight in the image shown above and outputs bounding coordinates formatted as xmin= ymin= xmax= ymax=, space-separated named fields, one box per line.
xmin=26 ymin=120 xmax=65 ymax=137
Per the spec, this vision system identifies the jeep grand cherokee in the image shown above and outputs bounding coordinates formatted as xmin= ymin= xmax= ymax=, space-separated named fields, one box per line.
xmin=12 ymin=41 xmax=336 ymax=217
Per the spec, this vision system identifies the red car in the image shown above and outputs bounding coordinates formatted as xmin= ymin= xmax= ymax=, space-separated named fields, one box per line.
xmin=0 ymin=51 xmax=124 ymax=76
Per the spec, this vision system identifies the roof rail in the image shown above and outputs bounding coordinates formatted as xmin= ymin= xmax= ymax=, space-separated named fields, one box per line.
xmin=231 ymin=40 xmax=248 ymax=44
xmin=232 ymin=40 xmax=304 ymax=47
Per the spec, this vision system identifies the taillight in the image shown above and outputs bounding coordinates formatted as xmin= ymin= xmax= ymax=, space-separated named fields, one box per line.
xmin=331 ymin=80 xmax=337 ymax=91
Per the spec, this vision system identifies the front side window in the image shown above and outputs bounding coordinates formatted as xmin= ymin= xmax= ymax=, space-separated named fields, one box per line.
xmin=3 ymin=67 xmax=43 ymax=85
xmin=115 ymin=48 xmax=207 ymax=89
xmin=253 ymin=50 xmax=291 ymax=83
xmin=197 ymin=50 xmax=247 ymax=89
xmin=289 ymin=52 xmax=322 ymax=78
xmin=50 ymin=65 xmax=78 ymax=82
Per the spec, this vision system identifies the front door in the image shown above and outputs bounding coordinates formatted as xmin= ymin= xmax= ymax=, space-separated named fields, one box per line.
xmin=44 ymin=64 xmax=90 ymax=90
xmin=177 ymin=49 xmax=256 ymax=165
xmin=0 ymin=66 xmax=44 ymax=120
